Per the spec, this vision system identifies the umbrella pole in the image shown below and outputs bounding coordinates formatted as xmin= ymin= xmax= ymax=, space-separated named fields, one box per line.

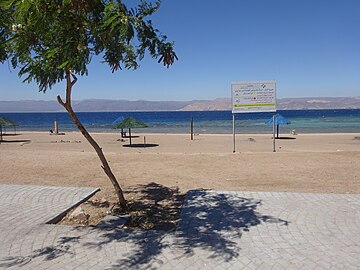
xmin=277 ymin=124 xmax=279 ymax=139
xmin=0 ymin=125 xmax=2 ymax=143
xmin=190 ymin=117 xmax=194 ymax=141
xmin=129 ymin=128 xmax=132 ymax=146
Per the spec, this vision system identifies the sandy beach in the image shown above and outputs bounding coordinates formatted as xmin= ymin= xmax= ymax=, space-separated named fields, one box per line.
xmin=1 ymin=131 xmax=360 ymax=203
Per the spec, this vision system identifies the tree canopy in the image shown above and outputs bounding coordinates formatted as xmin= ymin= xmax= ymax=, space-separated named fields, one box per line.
xmin=0 ymin=0 xmax=177 ymax=207
xmin=0 ymin=0 xmax=177 ymax=91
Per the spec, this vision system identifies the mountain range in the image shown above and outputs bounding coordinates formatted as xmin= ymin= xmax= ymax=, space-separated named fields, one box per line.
xmin=1 ymin=97 xmax=360 ymax=112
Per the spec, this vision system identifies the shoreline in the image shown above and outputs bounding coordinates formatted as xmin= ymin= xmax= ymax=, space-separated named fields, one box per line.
xmin=2 ymin=107 xmax=360 ymax=113
xmin=8 ymin=130 xmax=360 ymax=136
xmin=2 ymin=109 xmax=360 ymax=136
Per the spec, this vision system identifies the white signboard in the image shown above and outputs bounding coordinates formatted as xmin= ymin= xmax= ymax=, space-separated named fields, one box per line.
xmin=231 ymin=81 xmax=276 ymax=113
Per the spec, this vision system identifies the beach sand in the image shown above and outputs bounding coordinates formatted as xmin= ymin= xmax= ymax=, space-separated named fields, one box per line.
xmin=1 ymin=131 xmax=360 ymax=202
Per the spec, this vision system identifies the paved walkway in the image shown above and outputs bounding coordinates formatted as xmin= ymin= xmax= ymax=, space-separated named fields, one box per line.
xmin=0 ymin=185 xmax=359 ymax=269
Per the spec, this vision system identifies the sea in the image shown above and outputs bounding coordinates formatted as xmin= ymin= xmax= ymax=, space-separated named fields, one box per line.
xmin=1 ymin=109 xmax=360 ymax=134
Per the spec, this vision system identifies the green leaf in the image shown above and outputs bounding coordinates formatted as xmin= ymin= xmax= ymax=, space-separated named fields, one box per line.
xmin=0 ymin=0 xmax=15 ymax=8
xmin=44 ymin=49 xmax=57 ymax=59
xmin=1 ymin=0 xmax=177 ymax=92
xmin=57 ymin=61 xmax=69 ymax=69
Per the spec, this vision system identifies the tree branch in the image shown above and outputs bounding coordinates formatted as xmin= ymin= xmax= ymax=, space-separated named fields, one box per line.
xmin=65 ymin=69 xmax=72 ymax=105
xmin=69 ymin=69 xmax=78 ymax=86
xmin=57 ymin=95 xmax=66 ymax=107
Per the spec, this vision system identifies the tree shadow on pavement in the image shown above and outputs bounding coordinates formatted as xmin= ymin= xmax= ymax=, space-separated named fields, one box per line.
xmin=81 ymin=183 xmax=184 ymax=268
xmin=0 ymin=256 xmax=33 ymax=268
xmin=0 ymin=243 xmax=73 ymax=268
xmin=0 ymin=233 xmax=83 ymax=268
xmin=175 ymin=190 xmax=289 ymax=262
xmin=82 ymin=187 xmax=289 ymax=269
xmin=0 ymin=187 xmax=289 ymax=269
xmin=84 ymin=228 xmax=170 ymax=269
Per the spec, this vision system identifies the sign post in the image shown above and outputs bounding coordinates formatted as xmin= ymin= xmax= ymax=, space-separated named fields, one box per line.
xmin=231 ymin=81 xmax=277 ymax=152
xmin=232 ymin=114 xmax=236 ymax=153
xmin=272 ymin=114 xmax=276 ymax=152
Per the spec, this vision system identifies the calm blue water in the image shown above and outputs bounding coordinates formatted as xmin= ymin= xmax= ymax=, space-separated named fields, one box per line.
xmin=1 ymin=110 xmax=360 ymax=134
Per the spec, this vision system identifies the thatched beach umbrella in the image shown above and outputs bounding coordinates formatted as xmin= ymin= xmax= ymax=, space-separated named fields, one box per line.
xmin=112 ymin=116 xmax=126 ymax=138
xmin=266 ymin=114 xmax=291 ymax=138
xmin=0 ymin=117 xmax=17 ymax=143
xmin=112 ymin=117 xmax=148 ymax=146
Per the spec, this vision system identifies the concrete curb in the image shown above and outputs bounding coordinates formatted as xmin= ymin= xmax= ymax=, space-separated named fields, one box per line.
xmin=45 ymin=187 xmax=100 ymax=224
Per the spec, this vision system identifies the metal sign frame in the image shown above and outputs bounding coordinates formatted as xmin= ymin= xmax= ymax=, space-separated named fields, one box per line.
xmin=231 ymin=81 xmax=276 ymax=113
xmin=231 ymin=81 xmax=277 ymax=153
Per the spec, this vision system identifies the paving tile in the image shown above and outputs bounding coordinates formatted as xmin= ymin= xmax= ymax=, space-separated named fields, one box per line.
xmin=1 ymin=186 xmax=360 ymax=269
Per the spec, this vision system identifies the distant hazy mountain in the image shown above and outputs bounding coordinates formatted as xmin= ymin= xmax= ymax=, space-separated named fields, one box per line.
xmin=0 ymin=100 xmax=61 ymax=112
xmin=277 ymin=97 xmax=360 ymax=110
xmin=1 ymin=97 xmax=360 ymax=112
xmin=180 ymin=96 xmax=360 ymax=111
xmin=178 ymin=98 xmax=230 ymax=111
xmin=72 ymin=99 xmax=192 ymax=112
xmin=0 ymin=99 xmax=192 ymax=112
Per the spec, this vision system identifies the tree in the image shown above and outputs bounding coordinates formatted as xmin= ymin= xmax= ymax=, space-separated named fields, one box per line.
xmin=0 ymin=0 xmax=177 ymax=208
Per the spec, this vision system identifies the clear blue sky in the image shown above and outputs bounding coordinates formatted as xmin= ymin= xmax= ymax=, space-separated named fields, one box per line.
xmin=1 ymin=0 xmax=360 ymax=101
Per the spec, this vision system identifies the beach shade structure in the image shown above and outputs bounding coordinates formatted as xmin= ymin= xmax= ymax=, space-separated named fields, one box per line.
xmin=266 ymin=114 xmax=291 ymax=139
xmin=0 ymin=117 xmax=17 ymax=143
xmin=112 ymin=117 xmax=148 ymax=146
xmin=112 ymin=116 xmax=126 ymax=138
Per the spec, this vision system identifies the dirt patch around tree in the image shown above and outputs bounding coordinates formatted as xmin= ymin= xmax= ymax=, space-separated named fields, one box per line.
xmin=60 ymin=183 xmax=185 ymax=231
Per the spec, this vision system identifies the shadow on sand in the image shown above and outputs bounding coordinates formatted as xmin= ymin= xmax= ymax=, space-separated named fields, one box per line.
xmin=0 ymin=133 xmax=29 ymax=144
xmin=122 ymin=135 xmax=140 ymax=139
xmin=276 ymin=136 xmax=296 ymax=140
xmin=0 ymin=132 xmax=29 ymax=143
xmin=122 ymin=143 xmax=159 ymax=148
xmin=0 ymin=139 xmax=30 ymax=143
xmin=2 ymin=133 xmax=20 ymax=136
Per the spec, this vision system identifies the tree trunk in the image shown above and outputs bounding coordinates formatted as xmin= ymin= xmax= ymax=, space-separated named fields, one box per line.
xmin=57 ymin=70 xmax=127 ymax=209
